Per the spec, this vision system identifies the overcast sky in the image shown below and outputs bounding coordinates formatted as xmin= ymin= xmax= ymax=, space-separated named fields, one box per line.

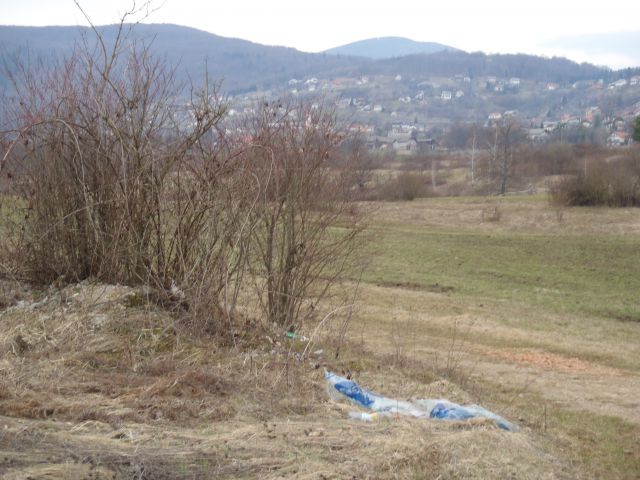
xmin=2 ymin=0 xmax=640 ymax=68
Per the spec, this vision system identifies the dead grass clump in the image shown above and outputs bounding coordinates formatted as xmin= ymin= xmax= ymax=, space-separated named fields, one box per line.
xmin=0 ymin=278 xmax=32 ymax=310
xmin=3 ymin=463 xmax=117 ymax=480
xmin=481 ymin=205 xmax=502 ymax=222
xmin=0 ymin=281 xmax=332 ymax=427
xmin=0 ymin=280 xmax=582 ymax=479
xmin=142 ymin=369 xmax=230 ymax=399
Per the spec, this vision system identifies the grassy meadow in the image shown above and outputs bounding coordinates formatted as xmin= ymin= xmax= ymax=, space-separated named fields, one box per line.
xmin=1 ymin=194 xmax=639 ymax=479
xmin=349 ymin=195 xmax=640 ymax=478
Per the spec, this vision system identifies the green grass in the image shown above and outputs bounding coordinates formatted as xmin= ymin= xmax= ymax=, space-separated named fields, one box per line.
xmin=552 ymin=410 xmax=640 ymax=480
xmin=476 ymin=377 xmax=640 ymax=480
xmin=364 ymin=225 xmax=640 ymax=323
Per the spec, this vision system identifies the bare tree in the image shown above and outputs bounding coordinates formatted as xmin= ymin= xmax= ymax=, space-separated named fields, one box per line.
xmin=482 ymin=119 xmax=523 ymax=194
xmin=240 ymin=100 xmax=365 ymax=330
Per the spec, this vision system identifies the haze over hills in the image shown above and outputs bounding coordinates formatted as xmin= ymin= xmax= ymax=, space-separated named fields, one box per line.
xmin=324 ymin=36 xmax=459 ymax=59
xmin=0 ymin=24 xmax=369 ymax=94
xmin=0 ymin=24 xmax=636 ymax=96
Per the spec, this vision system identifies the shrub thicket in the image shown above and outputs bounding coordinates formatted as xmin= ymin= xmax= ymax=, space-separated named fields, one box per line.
xmin=550 ymin=153 xmax=640 ymax=207
xmin=0 ymin=15 xmax=364 ymax=335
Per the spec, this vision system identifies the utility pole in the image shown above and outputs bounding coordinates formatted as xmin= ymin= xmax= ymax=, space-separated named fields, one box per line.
xmin=471 ymin=124 xmax=476 ymax=184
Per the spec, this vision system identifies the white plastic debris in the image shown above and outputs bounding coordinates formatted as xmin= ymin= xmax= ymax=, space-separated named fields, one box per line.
xmin=325 ymin=371 xmax=517 ymax=431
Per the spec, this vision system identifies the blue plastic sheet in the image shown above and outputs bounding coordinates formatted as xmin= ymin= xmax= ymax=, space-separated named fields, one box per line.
xmin=325 ymin=371 xmax=517 ymax=432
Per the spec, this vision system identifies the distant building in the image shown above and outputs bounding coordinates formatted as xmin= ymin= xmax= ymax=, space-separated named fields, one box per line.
xmin=441 ymin=90 xmax=452 ymax=101
xmin=607 ymin=131 xmax=630 ymax=146
xmin=526 ymin=128 xmax=548 ymax=143
xmin=609 ymin=79 xmax=627 ymax=89
xmin=389 ymin=123 xmax=416 ymax=138
xmin=392 ymin=138 xmax=418 ymax=154
xmin=585 ymin=106 xmax=601 ymax=122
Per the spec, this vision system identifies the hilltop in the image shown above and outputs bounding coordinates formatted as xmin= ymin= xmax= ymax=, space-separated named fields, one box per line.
xmin=0 ymin=24 xmax=626 ymax=95
xmin=0 ymin=24 xmax=368 ymax=94
xmin=324 ymin=36 xmax=459 ymax=59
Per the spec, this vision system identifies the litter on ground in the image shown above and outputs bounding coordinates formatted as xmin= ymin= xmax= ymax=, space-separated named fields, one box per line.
xmin=325 ymin=371 xmax=518 ymax=432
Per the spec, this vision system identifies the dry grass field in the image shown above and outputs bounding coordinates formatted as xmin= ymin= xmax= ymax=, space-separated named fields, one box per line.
xmin=1 ymin=195 xmax=639 ymax=479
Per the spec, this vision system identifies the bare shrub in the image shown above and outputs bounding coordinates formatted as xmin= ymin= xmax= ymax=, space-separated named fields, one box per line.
xmin=0 ymin=8 xmax=255 ymax=333
xmin=338 ymin=134 xmax=380 ymax=194
xmin=239 ymin=100 xmax=365 ymax=329
xmin=1 ymin=10 xmax=367 ymax=340
xmin=378 ymin=171 xmax=431 ymax=201
xmin=550 ymin=152 xmax=640 ymax=207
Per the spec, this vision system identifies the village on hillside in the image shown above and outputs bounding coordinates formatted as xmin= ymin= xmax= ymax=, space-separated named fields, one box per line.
xmin=224 ymin=72 xmax=640 ymax=151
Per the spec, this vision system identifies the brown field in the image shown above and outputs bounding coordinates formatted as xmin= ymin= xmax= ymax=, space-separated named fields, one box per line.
xmin=1 ymin=196 xmax=639 ymax=479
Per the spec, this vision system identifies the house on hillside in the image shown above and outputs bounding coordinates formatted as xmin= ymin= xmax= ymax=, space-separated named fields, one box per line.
xmin=389 ymin=123 xmax=416 ymax=138
xmin=441 ymin=90 xmax=452 ymax=101
xmin=526 ymin=128 xmax=548 ymax=143
xmin=609 ymin=79 xmax=627 ymax=89
xmin=392 ymin=138 xmax=418 ymax=154
xmin=585 ymin=106 xmax=601 ymax=122
xmin=607 ymin=131 xmax=630 ymax=146
xmin=415 ymin=133 xmax=438 ymax=152
xmin=366 ymin=136 xmax=394 ymax=151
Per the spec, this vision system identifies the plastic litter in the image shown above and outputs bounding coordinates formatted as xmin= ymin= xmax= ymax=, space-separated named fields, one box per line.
xmin=284 ymin=331 xmax=308 ymax=341
xmin=325 ymin=371 xmax=517 ymax=432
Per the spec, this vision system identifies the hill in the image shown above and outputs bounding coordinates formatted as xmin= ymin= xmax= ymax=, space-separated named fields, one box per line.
xmin=324 ymin=36 xmax=459 ymax=59
xmin=373 ymin=50 xmax=610 ymax=83
xmin=0 ymin=24 xmax=370 ymax=94
xmin=1 ymin=24 xmax=625 ymax=95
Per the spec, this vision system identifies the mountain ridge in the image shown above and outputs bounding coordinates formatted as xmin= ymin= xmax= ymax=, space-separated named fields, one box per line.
xmin=1 ymin=24 xmax=633 ymax=95
xmin=324 ymin=36 xmax=460 ymax=59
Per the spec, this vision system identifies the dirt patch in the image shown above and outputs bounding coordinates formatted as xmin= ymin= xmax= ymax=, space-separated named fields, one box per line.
xmin=377 ymin=280 xmax=455 ymax=293
xmin=483 ymin=348 xmax=622 ymax=376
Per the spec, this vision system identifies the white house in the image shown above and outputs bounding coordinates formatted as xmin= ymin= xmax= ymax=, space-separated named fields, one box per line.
xmin=607 ymin=132 xmax=630 ymax=146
